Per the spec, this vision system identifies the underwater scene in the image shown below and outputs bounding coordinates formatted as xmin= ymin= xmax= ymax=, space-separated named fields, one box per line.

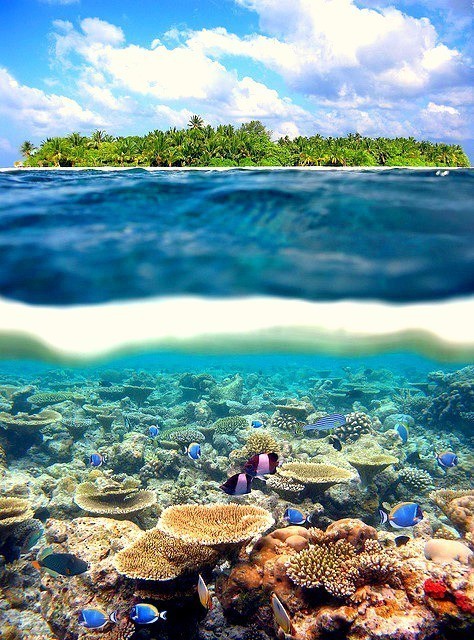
xmin=0 ymin=169 xmax=473 ymax=640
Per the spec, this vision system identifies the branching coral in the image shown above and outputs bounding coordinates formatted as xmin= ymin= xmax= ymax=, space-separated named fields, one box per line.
xmin=398 ymin=467 xmax=433 ymax=494
xmin=238 ymin=431 xmax=280 ymax=459
xmin=266 ymin=474 xmax=305 ymax=497
xmin=286 ymin=537 xmax=401 ymax=599
xmin=270 ymin=411 xmax=302 ymax=433
xmin=162 ymin=427 xmax=205 ymax=445
xmin=114 ymin=528 xmax=219 ymax=580
xmin=157 ymin=504 xmax=274 ymax=546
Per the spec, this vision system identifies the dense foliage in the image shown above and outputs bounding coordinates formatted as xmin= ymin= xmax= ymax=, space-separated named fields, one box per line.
xmin=21 ymin=118 xmax=469 ymax=167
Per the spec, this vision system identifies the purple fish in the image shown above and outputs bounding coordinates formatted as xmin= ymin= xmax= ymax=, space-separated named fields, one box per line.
xmin=219 ymin=472 xmax=253 ymax=496
xmin=243 ymin=453 xmax=279 ymax=477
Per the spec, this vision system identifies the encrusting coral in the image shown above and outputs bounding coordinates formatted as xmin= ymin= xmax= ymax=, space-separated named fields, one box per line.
xmin=157 ymin=503 xmax=274 ymax=545
xmin=74 ymin=477 xmax=156 ymax=517
xmin=0 ymin=497 xmax=34 ymax=528
xmin=114 ymin=527 xmax=220 ymax=580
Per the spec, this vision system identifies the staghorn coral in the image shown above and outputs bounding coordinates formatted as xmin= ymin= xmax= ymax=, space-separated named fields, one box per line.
xmin=238 ymin=431 xmax=280 ymax=459
xmin=277 ymin=462 xmax=354 ymax=493
xmin=0 ymin=497 xmax=34 ymax=528
xmin=286 ymin=537 xmax=401 ymax=599
xmin=162 ymin=426 xmax=205 ymax=445
xmin=333 ymin=411 xmax=372 ymax=442
xmin=74 ymin=477 xmax=156 ymax=517
xmin=157 ymin=503 xmax=274 ymax=546
xmin=0 ymin=409 xmax=62 ymax=432
xmin=114 ymin=527 xmax=219 ymax=580
xmin=346 ymin=450 xmax=398 ymax=488
xmin=212 ymin=416 xmax=247 ymax=434
xmin=398 ymin=467 xmax=433 ymax=494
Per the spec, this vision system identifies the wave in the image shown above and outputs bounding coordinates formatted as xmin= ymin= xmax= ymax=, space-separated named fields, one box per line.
xmin=0 ymin=295 xmax=473 ymax=364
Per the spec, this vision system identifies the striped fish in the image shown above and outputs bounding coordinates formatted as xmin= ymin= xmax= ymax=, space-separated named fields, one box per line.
xmin=303 ymin=413 xmax=346 ymax=431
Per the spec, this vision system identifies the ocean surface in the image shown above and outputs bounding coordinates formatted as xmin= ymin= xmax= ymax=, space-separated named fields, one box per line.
xmin=0 ymin=168 xmax=473 ymax=305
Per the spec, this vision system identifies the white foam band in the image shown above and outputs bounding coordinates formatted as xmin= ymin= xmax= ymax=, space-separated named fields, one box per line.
xmin=0 ymin=295 xmax=473 ymax=362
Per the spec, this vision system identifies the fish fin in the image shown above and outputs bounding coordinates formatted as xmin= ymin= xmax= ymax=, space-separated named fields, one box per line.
xmin=379 ymin=509 xmax=388 ymax=525
xmin=44 ymin=568 xmax=62 ymax=578
xmin=160 ymin=611 xmax=167 ymax=620
xmin=37 ymin=547 xmax=54 ymax=562
xmin=31 ymin=560 xmax=41 ymax=570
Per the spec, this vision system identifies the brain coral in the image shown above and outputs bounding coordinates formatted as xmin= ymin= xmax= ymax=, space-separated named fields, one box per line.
xmin=114 ymin=527 xmax=219 ymax=580
xmin=212 ymin=416 xmax=247 ymax=434
xmin=277 ymin=462 xmax=354 ymax=492
xmin=157 ymin=504 xmax=274 ymax=545
xmin=333 ymin=411 xmax=372 ymax=442
xmin=0 ymin=497 xmax=34 ymax=528
xmin=74 ymin=478 xmax=156 ymax=517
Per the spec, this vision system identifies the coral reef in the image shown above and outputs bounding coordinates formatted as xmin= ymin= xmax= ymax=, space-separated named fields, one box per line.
xmin=0 ymin=497 xmax=34 ymax=528
xmin=333 ymin=411 xmax=373 ymax=442
xmin=74 ymin=477 xmax=156 ymax=517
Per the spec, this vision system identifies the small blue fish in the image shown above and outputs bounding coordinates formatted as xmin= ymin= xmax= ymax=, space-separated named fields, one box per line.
xmin=130 ymin=603 xmax=167 ymax=625
xmin=436 ymin=451 xmax=458 ymax=470
xmin=90 ymin=452 xmax=106 ymax=467
xmin=186 ymin=442 xmax=202 ymax=460
xmin=303 ymin=413 xmax=346 ymax=432
xmin=78 ymin=608 xmax=118 ymax=630
xmin=283 ymin=507 xmax=307 ymax=526
xmin=379 ymin=502 xmax=423 ymax=529
xmin=251 ymin=420 xmax=264 ymax=428
xmin=394 ymin=423 xmax=409 ymax=444
xmin=148 ymin=425 xmax=159 ymax=438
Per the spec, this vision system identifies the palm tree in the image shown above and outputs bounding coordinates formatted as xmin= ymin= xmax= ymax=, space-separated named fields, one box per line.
xmin=67 ymin=132 xmax=84 ymax=147
xmin=20 ymin=141 xmax=36 ymax=158
xmin=188 ymin=115 xmax=204 ymax=130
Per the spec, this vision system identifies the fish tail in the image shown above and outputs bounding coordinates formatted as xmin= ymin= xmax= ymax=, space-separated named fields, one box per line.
xmin=160 ymin=611 xmax=167 ymax=620
xmin=379 ymin=509 xmax=388 ymax=525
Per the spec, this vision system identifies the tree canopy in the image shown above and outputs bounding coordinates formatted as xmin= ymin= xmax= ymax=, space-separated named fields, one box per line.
xmin=20 ymin=119 xmax=470 ymax=168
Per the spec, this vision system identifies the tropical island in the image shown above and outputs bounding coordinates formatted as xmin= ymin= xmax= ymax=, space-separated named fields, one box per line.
xmin=19 ymin=116 xmax=469 ymax=168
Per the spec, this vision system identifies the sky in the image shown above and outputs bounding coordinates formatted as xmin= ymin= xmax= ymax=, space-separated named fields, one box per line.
xmin=0 ymin=0 xmax=472 ymax=166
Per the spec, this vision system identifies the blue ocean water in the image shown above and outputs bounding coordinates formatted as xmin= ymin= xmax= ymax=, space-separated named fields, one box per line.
xmin=0 ymin=168 xmax=473 ymax=305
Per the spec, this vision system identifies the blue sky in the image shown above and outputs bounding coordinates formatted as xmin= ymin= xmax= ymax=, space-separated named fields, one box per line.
xmin=0 ymin=0 xmax=472 ymax=165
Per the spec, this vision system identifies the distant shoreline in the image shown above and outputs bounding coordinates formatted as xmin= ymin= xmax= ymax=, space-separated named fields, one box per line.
xmin=2 ymin=166 xmax=471 ymax=172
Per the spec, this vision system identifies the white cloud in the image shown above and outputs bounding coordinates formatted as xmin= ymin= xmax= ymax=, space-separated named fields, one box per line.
xmin=0 ymin=138 xmax=14 ymax=153
xmin=0 ymin=67 xmax=105 ymax=135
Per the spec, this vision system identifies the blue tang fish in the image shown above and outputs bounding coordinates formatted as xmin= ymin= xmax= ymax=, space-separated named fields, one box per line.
xmin=130 ymin=603 xmax=167 ymax=624
xmin=186 ymin=442 xmax=202 ymax=460
xmin=251 ymin=420 xmax=264 ymax=428
xmin=394 ymin=423 xmax=409 ymax=444
xmin=379 ymin=502 xmax=424 ymax=529
xmin=303 ymin=413 xmax=346 ymax=432
xmin=283 ymin=507 xmax=307 ymax=526
xmin=436 ymin=451 xmax=458 ymax=470
xmin=148 ymin=425 xmax=159 ymax=438
xmin=220 ymin=472 xmax=253 ymax=496
xmin=90 ymin=452 xmax=106 ymax=467
xmin=78 ymin=608 xmax=118 ymax=630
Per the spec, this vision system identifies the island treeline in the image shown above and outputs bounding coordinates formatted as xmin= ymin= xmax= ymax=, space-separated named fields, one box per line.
xmin=20 ymin=116 xmax=469 ymax=167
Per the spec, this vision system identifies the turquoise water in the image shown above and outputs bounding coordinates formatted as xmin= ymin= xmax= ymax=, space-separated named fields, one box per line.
xmin=0 ymin=168 xmax=473 ymax=304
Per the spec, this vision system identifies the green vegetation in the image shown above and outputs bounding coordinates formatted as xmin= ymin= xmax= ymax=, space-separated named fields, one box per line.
xmin=21 ymin=116 xmax=469 ymax=168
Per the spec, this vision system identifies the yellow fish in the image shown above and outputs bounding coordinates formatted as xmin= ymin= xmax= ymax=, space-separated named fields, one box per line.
xmin=198 ymin=574 xmax=213 ymax=611
xmin=271 ymin=593 xmax=292 ymax=635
